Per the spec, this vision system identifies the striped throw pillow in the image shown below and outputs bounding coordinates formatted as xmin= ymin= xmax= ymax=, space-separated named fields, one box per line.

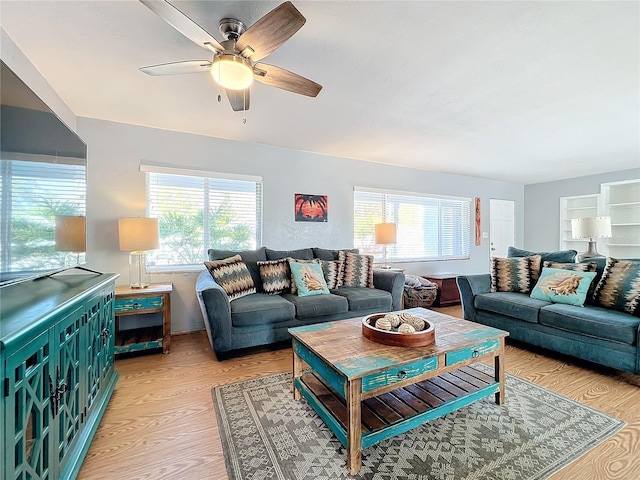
xmin=490 ymin=255 xmax=541 ymax=294
xmin=205 ymin=255 xmax=256 ymax=301
xmin=342 ymin=252 xmax=374 ymax=288
xmin=321 ymin=260 xmax=343 ymax=289
xmin=257 ymin=259 xmax=291 ymax=295
xmin=593 ymin=257 xmax=640 ymax=316
xmin=542 ymin=261 xmax=597 ymax=272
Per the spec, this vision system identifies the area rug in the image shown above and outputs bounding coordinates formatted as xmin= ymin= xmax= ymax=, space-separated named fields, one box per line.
xmin=212 ymin=365 xmax=625 ymax=480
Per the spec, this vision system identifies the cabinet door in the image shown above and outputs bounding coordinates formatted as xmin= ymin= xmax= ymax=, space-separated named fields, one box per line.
xmin=85 ymin=295 xmax=103 ymax=415
xmin=4 ymin=331 xmax=54 ymax=480
xmin=54 ymin=307 xmax=84 ymax=475
xmin=100 ymin=290 xmax=116 ymax=384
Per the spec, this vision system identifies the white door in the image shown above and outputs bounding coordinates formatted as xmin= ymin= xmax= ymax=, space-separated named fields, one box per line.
xmin=490 ymin=199 xmax=515 ymax=258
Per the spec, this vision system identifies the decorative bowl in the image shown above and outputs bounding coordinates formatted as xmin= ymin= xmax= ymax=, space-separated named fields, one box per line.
xmin=362 ymin=313 xmax=435 ymax=347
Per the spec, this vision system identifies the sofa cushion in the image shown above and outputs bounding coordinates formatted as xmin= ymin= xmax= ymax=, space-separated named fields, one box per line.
xmin=204 ymin=255 xmax=256 ymax=301
xmin=508 ymin=247 xmax=577 ymax=264
xmin=312 ymin=247 xmax=359 ymax=261
xmin=230 ymin=293 xmax=295 ymax=327
xmin=342 ymin=252 xmax=374 ymax=288
xmin=530 ymin=267 xmax=598 ymax=307
xmin=592 ymin=257 xmax=640 ymax=317
xmin=332 ymin=287 xmax=392 ymax=312
xmin=539 ymin=303 xmax=640 ymax=345
xmin=474 ymin=292 xmax=550 ymax=323
xmin=281 ymin=293 xmax=348 ymax=319
xmin=208 ymin=247 xmax=267 ymax=292
xmin=290 ymin=261 xmax=330 ymax=296
xmin=257 ymin=259 xmax=291 ymax=295
xmin=490 ymin=255 xmax=541 ymax=294
xmin=266 ymin=248 xmax=314 ymax=261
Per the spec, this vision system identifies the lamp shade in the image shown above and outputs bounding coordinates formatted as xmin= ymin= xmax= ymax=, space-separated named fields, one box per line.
xmin=375 ymin=223 xmax=397 ymax=245
xmin=55 ymin=216 xmax=86 ymax=252
xmin=571 ymin=216 xmax=612 ymax=239
xmin=118 ymin=217 xmax=159 ymax=251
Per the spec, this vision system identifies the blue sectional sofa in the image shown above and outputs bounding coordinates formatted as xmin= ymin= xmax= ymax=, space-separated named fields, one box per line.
xmin=196 ymin=247 xmax=405 ymax=358
xmin=457 ymin=253 xmax=640 ymax=375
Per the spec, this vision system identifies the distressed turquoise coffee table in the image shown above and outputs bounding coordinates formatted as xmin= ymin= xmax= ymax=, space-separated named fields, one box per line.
xmin=289 ymin=307 xmax=509 ymax=474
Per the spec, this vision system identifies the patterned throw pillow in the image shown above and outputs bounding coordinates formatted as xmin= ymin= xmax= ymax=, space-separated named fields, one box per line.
xmin=342 ymin=252 xmax=374 ymax=288
xmin=290 ymin=261 xmax=329 ymax=297
xmin=320 ymin=260 xmax=343 ymax=289
xmin=257 ymin=259 xmax=291 ymax=295
xmin=490 ymin=255 xmax=542 ymax=294
xmin=592 ymin=258 xmax=640 ymax=317
xmin=287 ymin=258 xmax=320 ymax=294
xmin=204 ymin=255 xmax=256 ymax=301
xmin=542 ymin=261 xmax=598 ymax=272
xmin=530 ymin=267 xmax=597 ymax=306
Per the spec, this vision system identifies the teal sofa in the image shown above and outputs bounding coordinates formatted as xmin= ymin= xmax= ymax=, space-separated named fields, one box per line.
xmin=196 ymin=247 xmax=405 ymax=358
xmin=457 ymin=252 xmax=640 ymax=375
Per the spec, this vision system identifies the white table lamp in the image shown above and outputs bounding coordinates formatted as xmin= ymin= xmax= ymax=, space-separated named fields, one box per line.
xmin=375 ymin=223 xmax=397 ymax=268
xmin=571 ymin=216 xmax=611 ymax=261
xmin=118 ymin=217 xmax=159 ymax=288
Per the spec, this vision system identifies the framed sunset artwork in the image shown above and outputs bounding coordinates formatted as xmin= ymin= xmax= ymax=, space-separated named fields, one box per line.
xmin=294 ymin=194 xmax=328 ymax=222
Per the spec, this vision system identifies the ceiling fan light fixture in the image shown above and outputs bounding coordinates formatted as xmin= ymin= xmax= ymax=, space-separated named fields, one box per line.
xmin=211 ymin=55 xmax=253 ymax=90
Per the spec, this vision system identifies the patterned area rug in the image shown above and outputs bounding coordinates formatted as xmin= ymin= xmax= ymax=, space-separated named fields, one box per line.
xmin=212 ymin=365 xmax=625 ymax=480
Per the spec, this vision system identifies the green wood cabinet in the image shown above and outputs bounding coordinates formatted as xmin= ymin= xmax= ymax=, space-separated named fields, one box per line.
xmin=1 ymin=273 xmax=119 ymax=480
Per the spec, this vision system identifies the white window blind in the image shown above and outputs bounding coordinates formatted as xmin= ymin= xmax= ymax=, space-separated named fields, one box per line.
xmin=145 ymin=169 xmax=262 ymax=268
xmin=0 ymin=156 xmax=86 ymax=272
xmin=354 ymin=188 xmax=471 ymax=262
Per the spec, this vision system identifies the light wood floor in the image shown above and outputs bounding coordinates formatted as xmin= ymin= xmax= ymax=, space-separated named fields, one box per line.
xmin=79 ymin=306 xmax=640 ymax=480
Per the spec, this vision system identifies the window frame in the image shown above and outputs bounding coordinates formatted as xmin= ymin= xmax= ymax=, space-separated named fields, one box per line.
xmin=353 ymin=186 xmax=471 ymax=263
xmin=142 ymin=164 xmax=263 ymax=272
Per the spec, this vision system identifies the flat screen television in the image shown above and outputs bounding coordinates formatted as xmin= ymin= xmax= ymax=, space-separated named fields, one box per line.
xmin=0 ymin=60 xmax=88 ymax=286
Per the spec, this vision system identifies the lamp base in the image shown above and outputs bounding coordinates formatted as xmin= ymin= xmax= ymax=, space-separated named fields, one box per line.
xmin=576 ymin=240 xmax=604 ymax=262
xmin=129 ymin=251 xmax=150 ymax=289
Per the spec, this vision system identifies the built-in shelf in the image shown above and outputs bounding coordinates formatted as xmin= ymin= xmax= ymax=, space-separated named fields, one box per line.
xmin=602 ymin=179 xmax=640 ymax=258
xmin=559 ymin=193 xmax=601 ymax=251
xmin=566 ymin=206 xmax=598 ymax=211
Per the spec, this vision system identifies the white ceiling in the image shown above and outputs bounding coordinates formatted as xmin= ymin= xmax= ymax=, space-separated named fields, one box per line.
xmin=1 ymin=1 xmax=638 ymax=184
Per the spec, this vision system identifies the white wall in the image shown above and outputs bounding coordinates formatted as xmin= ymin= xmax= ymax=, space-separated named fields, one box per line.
xmin=78 ymin=117 xmax=524 ymax=333
xmin=524 ymin=168 xmax=640 ymax=251
xmin=1 ymin=27 xmax=76 ymax=130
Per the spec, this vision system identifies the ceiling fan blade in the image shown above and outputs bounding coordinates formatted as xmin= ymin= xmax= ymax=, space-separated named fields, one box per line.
xmin=140 ymin=60 xmax=212 ymax=76
xmin=236 ymin=1 xmax=305 ymax=61
xmin=140 ymin=0 xmax=224 ymax=53
xmin=253 ymin=63 xmax=322 ymax=97
xmin=226 ymin=88 xmax=250 ymax=112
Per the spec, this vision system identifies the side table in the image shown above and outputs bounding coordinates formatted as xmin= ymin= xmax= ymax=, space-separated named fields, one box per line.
xmin=422 ymin=273 xmax=461 ymax=307
xmin=114 ymin=283 xmax=172 ymax=354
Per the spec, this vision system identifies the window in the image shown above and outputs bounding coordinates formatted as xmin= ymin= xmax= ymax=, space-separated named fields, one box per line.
xmin=1 ymin=156 xmax=86 ymax=273
xmin=354 ymin=187 xmax=471 ymax=262
xmin=144 ymin=166 xmax=262 ymax=269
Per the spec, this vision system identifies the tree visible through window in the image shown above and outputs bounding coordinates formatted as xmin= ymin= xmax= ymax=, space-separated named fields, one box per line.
xmin=145 ymin=170 xmax=262 ymax=269
xmin=354 ymin=188 xmax=470 ymax=263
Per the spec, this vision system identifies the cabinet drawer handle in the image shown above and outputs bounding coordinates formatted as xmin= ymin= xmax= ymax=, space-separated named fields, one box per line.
xmin=132 ymin=302 xmax=141 ymax=309
xmin=472 ymin=350 xmax=480 ymax=358
xmin=397 ymin=370 xmax=407 ymax=380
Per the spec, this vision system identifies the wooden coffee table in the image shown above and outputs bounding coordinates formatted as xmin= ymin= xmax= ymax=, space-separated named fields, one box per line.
xmin=288 ymin=307 xmax=508 ymax=474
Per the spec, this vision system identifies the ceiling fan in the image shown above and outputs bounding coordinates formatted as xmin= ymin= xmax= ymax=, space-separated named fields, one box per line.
xmin=139 ymin=0 xmax=322 ymax=111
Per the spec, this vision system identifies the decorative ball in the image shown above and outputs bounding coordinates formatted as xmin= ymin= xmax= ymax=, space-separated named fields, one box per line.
xmin=375 ymin=317 xmax=392 ymax=331
xmin=405 ymin=315 xmax=426 ymax=331
xmin=400 ymin=312 xmax=414 ymax=322
xmin=398 ymin=323 xmax=416 ymax=334
xmin=385 ymin=313 xmax=401 ymax=328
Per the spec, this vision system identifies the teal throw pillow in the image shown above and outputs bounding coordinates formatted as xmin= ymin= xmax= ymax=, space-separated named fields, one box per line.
xmin=530 ymin=267 xmax=597 ymax=306
xmin=592 ymin=258 xmax=640 ymax=317
xmin=290 ymin=261 xmax=330 ymax=297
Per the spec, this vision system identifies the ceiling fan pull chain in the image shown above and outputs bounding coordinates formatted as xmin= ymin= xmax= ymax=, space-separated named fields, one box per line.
xmin=217 ymin=60 xmax=222 ymax=103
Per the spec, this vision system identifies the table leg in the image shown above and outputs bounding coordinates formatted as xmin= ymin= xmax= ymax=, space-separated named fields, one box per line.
xmin=346 ymin=378 xmax=363 ymax=474
xmin=292 ymin=341 xmax=302 ymax=400
xmin=495 ymin=339 xmax=505 ymax=405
